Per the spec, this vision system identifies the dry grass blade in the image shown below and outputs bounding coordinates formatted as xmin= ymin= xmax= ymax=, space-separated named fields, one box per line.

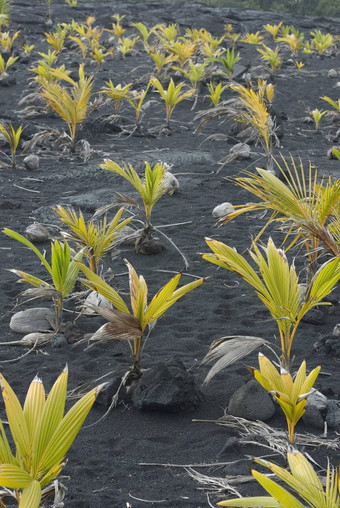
xmin=202 ymin=336 xmax=268 ymax=384
xmin=115 ymin=192 xmax=140 ymax=209
xmin=185 ymin=467 xmax=247 ymax=496
xmin=195 ymin=413 xmax=340 ymax=455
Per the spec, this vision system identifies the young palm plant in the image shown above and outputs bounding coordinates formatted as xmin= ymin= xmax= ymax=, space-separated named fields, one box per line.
xmin=195 ymin=81 xmax=277 ymax=170
xmin=202 ymin=237 xmax=340 ymax=371
xmin=38 ymin=64 xmax=93 ymax=152
xmin=0 ymin=366 xmax=103 ymax=508
xmin=219 ymin=156 xmax=340 ymax=272
xmin=0 ymin=123 xmax=22 ymax=168
xmin=150 ymin=77 xmax=195 ymax=129
xmin=100 ymin=159 xmax=168 ymax=252
xmin=76 ymin=259 xmax=205 ymax=379
xmin=54 ymin=206 xmax=131 ymax=273
xmin=249 ymin=354 xmax=321 ymax=443
xmin=2 ymin=228 xmax=82 ymax=330
xmin=219 ymin=448 xmax=340 ymax=507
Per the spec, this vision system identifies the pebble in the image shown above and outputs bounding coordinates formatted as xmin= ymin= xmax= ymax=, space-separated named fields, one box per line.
xmin=228 ymin=379 xmax=275 ymax=422
xmin=23 ymin=154 xmax=40 ymax=170
xmin=10 ymin=308 xmax=55 ymax=333
xmin=212 ymin=202 xmax=235 ymax=218
xmin=25 ymin=223 xmax=50 ymax=242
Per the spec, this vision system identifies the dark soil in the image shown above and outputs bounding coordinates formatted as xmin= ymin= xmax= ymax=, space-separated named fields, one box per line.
xmin=1 ymin=2 xmax=340 ymax=507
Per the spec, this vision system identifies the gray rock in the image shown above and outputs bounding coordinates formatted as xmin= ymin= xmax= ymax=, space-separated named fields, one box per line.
xmin=50 ymin=334 xmax=68 ymax=348
xmin=307 ymin=390 xmax=327 ymax=410
xmin=302 ymin=404 xmax=325 ymax=430
xmin=132 ymin=358 xmax=202 ymax=412
xmin=326 ymin=399 xmax=340 ymax=429
xmin=228 ymin=379 xmax=275 ymax=421
xmin=23 ymin=154 xmax=40 ymax=170
xmin=229 ymin=143 xmax=251 ymax=160
xmin=25 ymin=223 xmax=50 ymax=242
xmin=10 ymin=308 xmax=55 ymax=333
xmin=212 ymin=202 xmax=235 ymax=218
xmin=328 ymin=69 xmax=337 ymax=78
xmin=301 ymin=309 xmax=325 ymax=325
xmin=217 ymin=437 xmax=241 ymax=457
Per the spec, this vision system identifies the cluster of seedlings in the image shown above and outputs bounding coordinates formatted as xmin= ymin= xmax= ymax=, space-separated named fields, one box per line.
xmin=0 ymin=0 xmax=340 ymax=506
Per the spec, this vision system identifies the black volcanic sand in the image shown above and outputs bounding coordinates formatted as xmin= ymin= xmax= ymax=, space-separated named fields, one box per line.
xmin=1 ymin=2 xmax=340 ymax=506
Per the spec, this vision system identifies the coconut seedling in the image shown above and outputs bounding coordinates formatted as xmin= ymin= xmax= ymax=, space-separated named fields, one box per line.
xmin=321 ymin=95 xmax=340 ymax=115
xmin=257 ymin=44 xmax=283 ymax=72
xmin=118 ymin=36 xmax=139 ymax=58
xmin=241 ymin=31 xmax=264 ymax=44
xmin=195 ymin=80 xmax=277 ymax=170
xmin=54 ymin=206 xmax=131 ymax=273
xmin=210 ymin=48 xmax=240 ymax=81
xmin=294 ymin=60 xmax=305 ymax=71
xmin=219 ymin=448 xmax=340 ymax=507
xmin=205 ymin=81 xmax=228 ymax=107
xmin=164 ymin=40 xmax=197 ymax=68
xmin=2 ymin=228 xmax=82 ymax=330
xmin=263 ymin=21 xmax=283 ymax=41
xmin=218 ymin=156 xmax=340 ymax=272
xmin=148 ymin=50 xmax=177 ymax=76
xmin=309 ymin=108 xmax=328 ymax=129
xmin=98 ymin=80 xmax=132 ymax=113
xmin=105 ymin=13 xmax=126 ymax=40
xmin=202 ymin=237 xmax=340 ymax=371
xmin=38 ymin=64 xmax=93 ymax=152
xmin=0 ymin=0 xmax=10 ymax=29
xmin=100 ymin=159 xmax=172 ymax=254
xmin=75 ymin=16 xmax=102 ymax=46
xmin=0 ymin=53 xmax=17 ymax=76
xmin=0 ymin=30 xmax=20 ymax=52
xmin=150 ymin=77 xmax=195 ymax=129
xmin=249 ymin=355 xmax=321 ymax=443
xmin=155 ymin=22 xmax=178 ymax=45
xmin=0 ymin=366 xmax=103 ymax=508
xmin=131 ymin=22 xmax=153 ymax=50
xmin=277 ymin=32 xmax=304 ymax=56
xmin=125 ymin=82 xmax=152 ymax=131
xmin=44 ymin=26 xmax=68 ymax=55
xmin=76 ymin=259 xmax=205 ymax=379
xmin=22 ymin=43 xmax=35 ymax=56
xmin=0 ymin=123 xmax=22 ymax=168
xmin=310 ymin=29 xmax=334 ymax=54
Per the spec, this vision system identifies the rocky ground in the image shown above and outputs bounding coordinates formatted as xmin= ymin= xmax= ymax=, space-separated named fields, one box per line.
xmin=0 ymin=1 xmax=340 ymax=506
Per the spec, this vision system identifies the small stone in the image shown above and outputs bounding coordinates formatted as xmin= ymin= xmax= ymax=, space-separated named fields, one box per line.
xmin=229 ymin=143 xmax=251 ymax=160
xmin=327 ymin=146 xmax=340 ymax=160
xmin=63 ymin=322 xmax=83 ymax=344
xmin=50 ymin=334 xmax=68 ymax=348
xmin=301 ymin=309 xmax=325 ymax=325
xmin=307 ymin=390 xmax=327 ymax=410
xmin=217 ymin=437 xmax=241 ymax=458
xmin=328 ymin=69 xmax=337 ymax=78
xmin=163 ymin=171 xmax=179 ymax=194
xmin=25 ymin=223 xmax=50 ymax=242
xmin=0 ymin=73 xmax=15 ymax=87
xmin=333 ymin=324 xmax=340 ymax=336
xmin=0 ymin=199 xmax=21 ymax=209
xmin=302 ymin=404 xmax=324 ymax=430
xmin=228 ymin=379 xmax=275 ymax=422
xmin=212 ymin=202 xmax=235 ymax=218
xmin=137 ymin=238 xmax=163 ymax=255
xmin=115 ymin=225 xmax=137 ymax=246
xmin=83 ymin=291 xmax=113 ymax=316
xmin=10 ymin=308 xmax=55 ymax=333
xmin=23 ymin=154 xmax=40 ymax=170
xmin=94 ymin=371 xmax=129 ymax=409
xmin=132 ymin=358 xmax=202 ymax=412
xmin=326 ymin=399 xmax=340 ymax=429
